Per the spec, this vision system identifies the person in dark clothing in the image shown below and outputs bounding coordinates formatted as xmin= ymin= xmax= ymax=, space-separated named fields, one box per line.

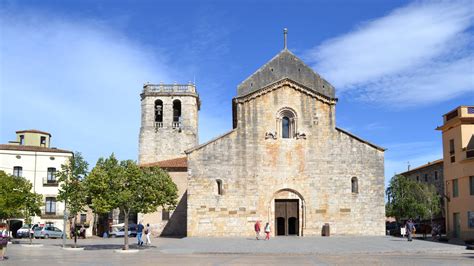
xmin=406 ymin=219 xmax=415 ymax=241
xmin=137 ymin=222 xmax=144 ymax=246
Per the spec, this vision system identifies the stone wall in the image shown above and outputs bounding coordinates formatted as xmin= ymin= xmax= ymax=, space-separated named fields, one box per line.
xmin=187 ymin=82 xmax=385 ymax=237
xmin=141 ymin=171 xmax=188 ymax=237
xmin=139 ymin=93 xmax=199 ymax=164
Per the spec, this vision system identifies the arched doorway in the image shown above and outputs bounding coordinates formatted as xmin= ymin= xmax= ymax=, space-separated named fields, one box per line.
xmin=271 ymin=188 xmax=305 ymax=236
xmin=275 ymin=199 xmax=299 ymax=236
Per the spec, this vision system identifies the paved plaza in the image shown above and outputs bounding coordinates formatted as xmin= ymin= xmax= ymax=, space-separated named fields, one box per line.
xmin=2 ymin=236 xmax=473 ymax=265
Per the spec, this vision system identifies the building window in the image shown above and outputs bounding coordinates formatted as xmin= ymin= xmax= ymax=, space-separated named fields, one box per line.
xmin=40 ymin=136 xmax=46 ymax=147
xmin=162 ymin=209 xmax=170 ymax=221
xmin=154 ymin=99 xmax=163 ymax=127
xmin=277 ymin=108 xmax=297 ymax=139
xmin=449 ymin=139 xmax=455 ymax=163
xmin=453 ymin=179 xmax=459 ymax=198
xmin=19 ymin=135 xmax=24 ymax=145
xmin=80 ymin=214 xmax=87 ymax=224
xmin=13 ymin=166 xmax=22 ymax=177
xmin=351 ymin=177 xmax=358 ymax=194
xmin=470 ymin=176 xmax=474 ymax=196
xmin=468 ymin=211 xmax=474 ymax=229
xmin=282 ymin=117 xmax=290 ymax=138
xmin=45 ymin=197 xmax=56 ymax=215
xmin=424 ymin=174 xmax=428 ymax=182
xmin=216 ymin=179 xmax=223 ymax=195
xmin=172 ymin=100 xmax=182 ymax=128
xmin=434 ymin=171 xmax=438 ymax=180
xmin=47 ymin=167 xmax=56 ymax=182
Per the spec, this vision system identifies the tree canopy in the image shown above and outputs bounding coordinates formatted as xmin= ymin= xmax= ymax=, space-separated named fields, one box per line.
xmin=86 ymin=154 xmax=178 ymax=250
xmin=56 ymin=152 xmax=89 ymax=247
xmin=0 ymin=170 xmax=42 ymax=221
xmin=386 ymin=174 xmax=440 ymax=222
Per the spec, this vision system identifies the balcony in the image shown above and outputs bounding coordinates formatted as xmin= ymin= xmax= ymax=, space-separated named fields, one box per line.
xmin=154 ymin=122 xmax=163 ymax=128
xmin=40 ymin=204 xmax=63 ymax=219
xmin=43 ymin=177 xmax=58 ymax=186
xmin=143 ymin=83 xmax=196 ymax=94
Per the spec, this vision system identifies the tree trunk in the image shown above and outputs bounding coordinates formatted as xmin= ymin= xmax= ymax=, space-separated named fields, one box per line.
xmin=74 ymin=216 xmax=78 ymax=248
xmin=92 ymin=213 xmax=97 ymax=236
xmin=123 ymin=209 xmax=129 ymax=250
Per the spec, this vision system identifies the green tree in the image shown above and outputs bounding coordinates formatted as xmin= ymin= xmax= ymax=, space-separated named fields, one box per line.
xmin=86 ymin=154 xmax=178 ymax=250
xmin=386 ymin=175 xmax=440 ymax=222
xmin=0 ymin=170 xmax=42 ymax=244
xmin=57 ymin=152 xmax=89 ymax=248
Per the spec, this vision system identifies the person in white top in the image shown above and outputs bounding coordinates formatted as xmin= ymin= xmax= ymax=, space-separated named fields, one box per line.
xmin=264 ymin=222 xmax=271 ymax=240
xmin=144 ymin=223 xmax=152 ymax=245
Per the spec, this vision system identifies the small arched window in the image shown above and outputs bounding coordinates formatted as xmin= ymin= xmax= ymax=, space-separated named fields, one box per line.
xmin=155 ymin=99 xmax=163 ymax=123
xmin=173 ymin=100 xmax=181 ymax=122
xmin=216 ymin=179 xmax=223 ymax=195
xmin=351 ymin=177 xmax=358 ymax=194
xmin=277 ymin=108 xmax=297 ymax=139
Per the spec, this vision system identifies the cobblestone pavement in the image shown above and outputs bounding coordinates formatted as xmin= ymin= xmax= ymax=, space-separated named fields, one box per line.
xmin=2 ymin=236 xmax=473 ymax=265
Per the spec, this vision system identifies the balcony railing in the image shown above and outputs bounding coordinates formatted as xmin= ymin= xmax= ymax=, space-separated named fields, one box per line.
xmin=40 ymin=203 xmax=63 ymax=219
xmin=154 ymin=122 xmax=163 ymax=128
xmin=172 ymin=122 xmax=181 ymax=129
xmin=144 ymin=84 xmax=196 ymax=94
xmin=43 ymin=177 xmax=58 ymax=186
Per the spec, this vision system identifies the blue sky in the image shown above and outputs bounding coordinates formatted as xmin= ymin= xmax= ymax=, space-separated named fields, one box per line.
xmin=1 ymin=0 xmax=473 ymax=188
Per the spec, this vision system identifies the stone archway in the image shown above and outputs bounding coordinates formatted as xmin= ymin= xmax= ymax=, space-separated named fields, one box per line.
xmin=269 ymin=188 xmax=305 ymax=236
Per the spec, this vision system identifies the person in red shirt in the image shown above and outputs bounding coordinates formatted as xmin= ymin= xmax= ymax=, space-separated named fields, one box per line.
xmin=254 ymin=220 xmax=261 ymax=240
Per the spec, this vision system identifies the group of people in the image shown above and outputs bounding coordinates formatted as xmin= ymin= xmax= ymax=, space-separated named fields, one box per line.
xmin=136 ymin=221 xmax=152 ymax=246
xmin=254 ymin=220 xmax=271 ymax=240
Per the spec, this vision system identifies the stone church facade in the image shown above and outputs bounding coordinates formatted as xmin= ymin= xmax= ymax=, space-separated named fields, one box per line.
xmin=139 ymin=46 xmax=385 ymax=237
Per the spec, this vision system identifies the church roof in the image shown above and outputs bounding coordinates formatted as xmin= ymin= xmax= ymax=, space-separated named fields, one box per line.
xmin=237 ymin=49 xmax=335 ymax=99
xmin=140 ymin=157 xmax=187 ymax=171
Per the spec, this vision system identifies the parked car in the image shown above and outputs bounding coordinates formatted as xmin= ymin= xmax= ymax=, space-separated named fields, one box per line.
xmin=33 ymin=226 xmax=64 ymax=239
xmin=16 ymin=224 xmax=41 ymax=238
xmin=16 ymin=224 xmax=32 ymax=238
xmin=109 ymin=223 xmax=137 ymax=238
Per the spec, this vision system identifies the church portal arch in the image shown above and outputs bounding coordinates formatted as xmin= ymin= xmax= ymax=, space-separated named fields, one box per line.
xmin=268 ymin=188 xmax=306 ymax=236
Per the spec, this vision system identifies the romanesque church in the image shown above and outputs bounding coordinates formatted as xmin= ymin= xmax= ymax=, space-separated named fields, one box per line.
xmin=138 ymin=35 xmax=385 ymax=237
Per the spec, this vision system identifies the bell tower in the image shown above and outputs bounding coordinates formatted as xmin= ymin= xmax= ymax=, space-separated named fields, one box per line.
xmin=139 ymin=82 xmax=200 ymax=164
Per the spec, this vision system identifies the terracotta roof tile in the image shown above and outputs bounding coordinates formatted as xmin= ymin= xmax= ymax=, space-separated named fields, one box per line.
xmin=0 ymin=144 xmax=72 ymax=154
xmin=140 ymin=157 xmax=187 ymax=170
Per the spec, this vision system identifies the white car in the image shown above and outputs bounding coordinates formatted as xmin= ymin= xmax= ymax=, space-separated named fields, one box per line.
xmin=16 ymin=224 xmax=40 ymax=238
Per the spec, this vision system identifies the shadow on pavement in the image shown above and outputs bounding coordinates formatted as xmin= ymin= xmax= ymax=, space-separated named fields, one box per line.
xmin=51 ymin=244 xmax=157 ymax=250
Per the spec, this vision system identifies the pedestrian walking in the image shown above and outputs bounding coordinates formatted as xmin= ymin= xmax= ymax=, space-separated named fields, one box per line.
xmin=0 ymin=223 xmax=9 ymax=260
xmin=137 ymin=221 xmax=144 ymax=246
xmin=406 ymin=219 xmax=415 ymax=242
xmin=254 ymin=220 xmax=261 ymax=240
xmin=264 ymin=222 xmax=271 ymax=240
xmin=144 ymin=223 xmax=152 ymax=245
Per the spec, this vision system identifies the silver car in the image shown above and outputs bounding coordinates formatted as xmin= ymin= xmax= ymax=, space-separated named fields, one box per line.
xmin=34 ymin=226 xmax=64 ymax=239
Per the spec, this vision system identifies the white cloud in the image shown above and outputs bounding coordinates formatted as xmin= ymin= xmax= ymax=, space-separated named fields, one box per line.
xmin=306 ymin=0 xmax=474 ymax=106
xmin=0 ymin=10 xmax=173 ymax=163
